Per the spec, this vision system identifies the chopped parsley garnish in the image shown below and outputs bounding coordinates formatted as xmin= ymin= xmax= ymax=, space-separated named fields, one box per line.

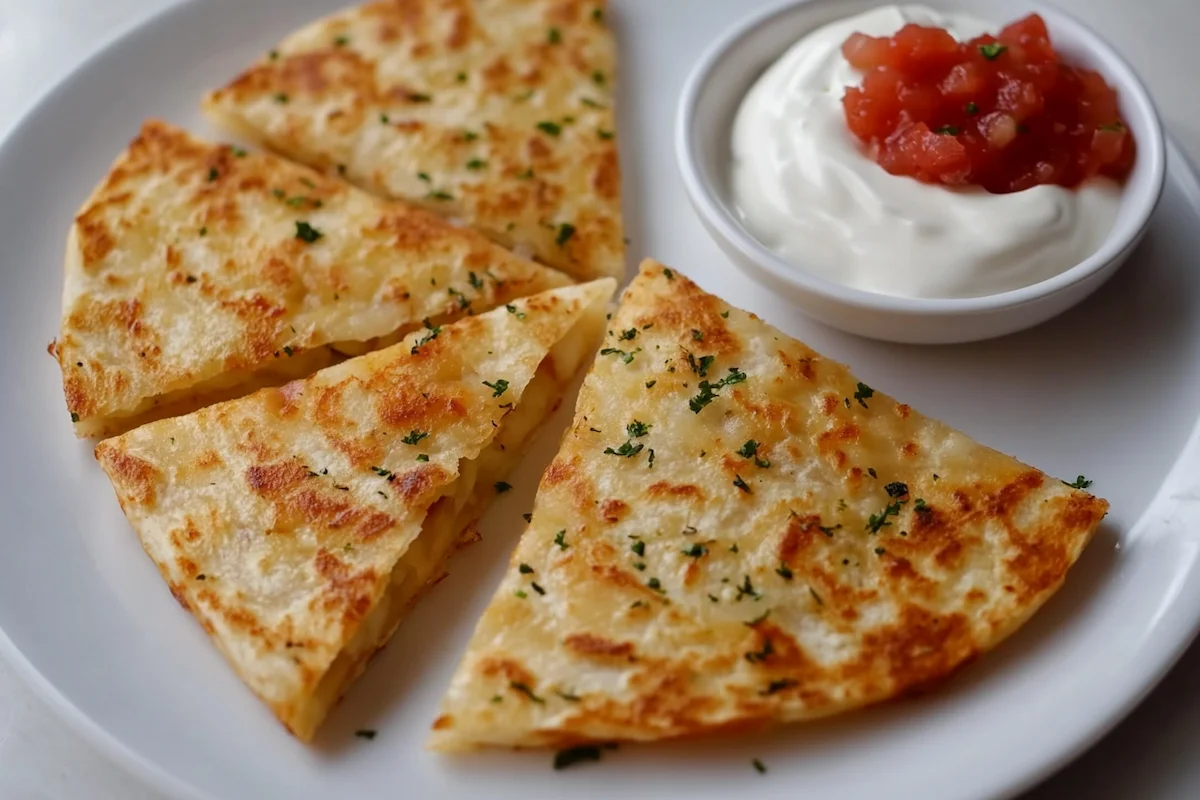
xmin=426 ymin=190 xmax=454 ymax=201
xmin=294 ymin=221 xmax=323 ymax=243
xmin=689 ymin=368 xmax=748 ymax=413
xmin=207 ymin=167 xmax=219 ymax=182
xmin=1065 ymin=475 xmax=1093 ymax=489
xmin=866 ymin=501 xmax=904 ymax=534
xmin=736 ymin=575 xmax=761 ymax=602
xmin=537 ymin=121 xmax=562 ymax=136
xmin=776 ymin=562 xmax=793 ymax=580
xmin=504 ymin=303 xmax=527 ymax=320
xmin=517 ymin=167 xmax=534 ymax=179
xmin=663 ymin=268 xmax=674 ymax=279
xmin=979 ymin=42 xmax=1008 ymax=60
xmin=371 ymin=466 xmax=392 ymax=479
xmin=547 ymin=27 xmax=562 ymax=44
xmin=691 ymin=328 xmax=704 ymax=341
xmin=355 ymin=729 xmax=377 ymax=740
xmin=456 ymin=71 xmax=467 ymax=83
xmin=686 ymin=352 xmax=715 ymax=377
xmin=556 ymin=222 xmax=576 ymax=247
xmin=411 ymin=319 xmax=441 ymax=354
xmin=468 ymin=271 xmax=484 ymax=290
xmin=626 ymin=419 xmax=651 ymax=438
xmin=495 ymin=481 xmax=512 ymax=493
xmin=645 ymin=380 xmax=657 ymax=389
xmin=618 ymin=328 xmax=638 ymax=340
xmin=554 ymin=530 xmax=569 ymax=550
xmin=809 ymin=587 xmax=824 ymax=606
xmin=752 ymin=758 xmax=768 ymax=774
xmin=819 ymin=524 xmax=841 ymax=537
xmin=556 ymin=689 xmax=581 ymax=702
xmin=416 ymin=454 xmax=429 ymax=462
xmin=853 ymin=381 xmax=874 ymax=408
xmin=598 ymin=129 xmax=615 ymax=140
xmin=875 ymin=547 xmax=887 ymax=555
xmin=760 ymin=679 xmax=797 ymax=696
xmin=935 ymin=125 xmax=960 ymax=135
xmin=605 ymin=440 xmax=644 ymax=458
xmin=70 ymin=412 xmax=80 ymax=423
xmin=581 ymin=97 xmax=605 ymax=109
xmin=647 ymin=577 xmax=663 ymax=592
xmin=198 ymin=228 xmax=207 ymax=237
xmin=448 ymin=287 xmax=470 ymax=309
xmin=884 ymin=481 xmax=909 ymax=498
xmin=600 ymin=346 xmax=639 ymax=365
xmin=519 ymin=563 xmax=534 ymax=574
xmin=402 ymin=430 xmax=429 ymax=446
xmin=463 ymin=130 xmax=480 ymax=141
xmin=530 ymin=581 xmax=546 ymax=595
xmin=407 ymin=93 xmax=432 ymax=103
xmin=733 ymin=474 xmax=752 ymax=493
xmin=631 ymin=540 xmax=645 ymax=557
xmin=333 ymin=35 xmax=349 ymax=47
xmin=523 ymin=513 xmax=533 ymax=523
xmin=483 ymin=379 xmax=510 ymax=397
xmin=273 ymin=93 xmax=289 ymax=104
xmin=417 ymin=172 xmax=431 ymax=183
xmin=965 ymin=101 xmax=980 ymax=115
xmin=553 ymin=745 xmax=603 ymax=770
xmin=868 ymin=468 xmax=878 ymax=479
xmin=466 ymin=158 xmax=487 ymax=171
xmin=744 ymin=636 xmax=773 ymax=663
xmin=268 ymin=49 xmax=279 ymax=60
xmin=510 ymin=681 xmax=544 ymax=703
xmin=592 ymin=69 xmax=606 ymax=85
xmin=683 ymin=543 xmax=707 ymax=558
xmin=592 ymin=7 xmax=604 ymax=22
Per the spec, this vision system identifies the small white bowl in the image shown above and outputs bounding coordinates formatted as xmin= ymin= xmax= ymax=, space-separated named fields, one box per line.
xmin=676 ymin=0 xmax=1166 ymax=344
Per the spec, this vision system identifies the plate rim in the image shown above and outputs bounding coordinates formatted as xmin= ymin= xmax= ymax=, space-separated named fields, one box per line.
xmin=1 ymin=1 xmax=1199 ymax=798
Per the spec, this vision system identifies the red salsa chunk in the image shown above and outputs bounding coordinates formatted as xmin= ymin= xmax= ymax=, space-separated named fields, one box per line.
xmin=841 ymin=14 xmax=1135 ymax=192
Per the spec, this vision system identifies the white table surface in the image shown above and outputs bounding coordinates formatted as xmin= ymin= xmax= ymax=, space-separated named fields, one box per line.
xmin=1 ymin=1 xmax=1198 ymax=798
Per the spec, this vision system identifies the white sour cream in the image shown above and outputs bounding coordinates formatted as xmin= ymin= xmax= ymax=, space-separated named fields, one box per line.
xmin=730 ymin=4 xmax=1122 ymax=300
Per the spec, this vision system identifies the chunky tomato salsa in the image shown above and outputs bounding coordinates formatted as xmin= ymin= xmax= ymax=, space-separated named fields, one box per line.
xmin=841 ymin=14 xmax=1135 ymax=192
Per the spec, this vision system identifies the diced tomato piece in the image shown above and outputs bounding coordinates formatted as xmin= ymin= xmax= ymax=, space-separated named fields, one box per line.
xmin=842 ymin=32 xmax=891 ymax=71
xmin=839 ymin=12 xmax=1135 ymax=191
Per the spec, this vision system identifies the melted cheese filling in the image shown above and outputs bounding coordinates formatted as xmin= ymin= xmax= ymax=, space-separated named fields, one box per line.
xmin=294 ymin=358 xmax=564 ymax=738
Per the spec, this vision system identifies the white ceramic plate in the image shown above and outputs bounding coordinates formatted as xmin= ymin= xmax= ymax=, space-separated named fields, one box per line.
xmin=1 ymin=2 xmax=1198 ymax=799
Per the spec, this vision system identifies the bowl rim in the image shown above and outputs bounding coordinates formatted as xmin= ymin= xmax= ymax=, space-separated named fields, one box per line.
xmin=675 ymin=0 xmax=1168 ymax=316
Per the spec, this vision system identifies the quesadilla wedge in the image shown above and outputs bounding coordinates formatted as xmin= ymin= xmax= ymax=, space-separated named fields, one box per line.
xmin=203 ymin=0 xmax=624 ymax=282
xmin=54 ymin=119 xmax=569 ymax=439
xmin=430 ymin=260 xmax=1108 ymax=750
xmin=96 ymin=278 xmax=614 ymax=741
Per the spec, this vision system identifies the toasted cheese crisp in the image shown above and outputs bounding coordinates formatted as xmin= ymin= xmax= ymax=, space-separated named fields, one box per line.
xmin=203 ymin=0 xmax=624 ymax=282
xmin=54 ymin=120 xmax=569 ymax=438
xmin=96 ymin=279 xmax=614 ymax=741
xmin=430 ymin=260 xmax=1107 ymax=750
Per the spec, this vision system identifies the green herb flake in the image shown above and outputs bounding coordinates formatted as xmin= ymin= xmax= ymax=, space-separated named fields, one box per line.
xmin=466 ymin=158 xmax=487 ymax=170
xmin=592 ymin=69 xmax=607 ymax=85
xmin=333 ymin=35 xmax=350 ymax=47
xmin=353 ymin=729 xmax=377 ymax=741
xmin=531 ymin=581 xmax=546 ymax=595
xmin=884 ymin=481 xmax=909 ymax=498
xmin=647 ymin=577 xmax=663 ymax=592
xmin=1065 ymin=475 xmax=1093 ymax=490
xmin=965 ymin=101 xmax=980 ymax=115
xmin=600 ymin=347 xmax=639 ymax=365
xmin=426 ymin=190 xmax=454 ymax=201
xmin=597 ymin=129 xmax=615 ymax=140
xmin=752 ymin=758 xmax=768 ymax=774
xmin=631 ymin=540 xmax=645 ymax=557
xmin=618 ymin=327 xmax=638 ymax=341
xmin=645 ymin=380 xmax=657 ymax=389
xmin=683 ymin=543 xmax=707 ymax=558
xmin=483 ymin=378 xmax=510 ymax=397
xmin=273 ymin=92 xmax=289 ymax=104
xmin=935 ymin=125 xmax=960 ymax=135
xmin=760 ymin=679 xmax=798 ymax=696
xmin=810 ymin=587 xmax=824 ymax=606
xmin=853 ymin=381 xmax=874 ymax=408
xmin=537 ymin=121 xmax=562 ymax=136
xmin=554 ymin=530 xmax=569 ymax=550
xmin=553 ymin=745 xmax=603 ymax=770
xmin=510 ymin=681 xmax=545 ymax=703
xmin=737 ymin=575 xmax=761 ymax=602
xmin=776 ymin=562 xmax=793 ymax=580
xmin=556 ymin=222 xmax=576 ymax=247
xmin=733 ymin=474 xmax=751 ymax=493
xmin=407 ymin=93 xmax=432 ymax=103
xmin=402 ymin=430 xmax=429 ymax=446
xmin=604 ymin=440 xmax=644 ymax=458
xmin=417 ymin=172 xmax=431 ymax=183
xmin=207 ymin=167 xmax=219 ymax=182
xmin=294 ymin=221 xmax=323 ymax=243
xmin=495 ymin=481 xmax=513 ymax=494
xmin=547 ymin=27 xmax=562 ymax=44
xmin=866 ymin=501 xmax=904 ymax=534
xmin=626 ymin=420 xmax=651 ymax=438
xmin=979 ymin=42 xmax=1008 ymax=60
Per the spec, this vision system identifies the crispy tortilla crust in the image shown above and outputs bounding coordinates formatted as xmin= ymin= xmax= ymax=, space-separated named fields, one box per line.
xmin=204 ymin=0 xmax=624 ymax=282
xmin=95 ymin=279 xmax=613 ymax=741
xmin=55 ymin=120 xmax=569 ymax=438
xmin=430 ymin=260 xmax=1108 ymax=750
